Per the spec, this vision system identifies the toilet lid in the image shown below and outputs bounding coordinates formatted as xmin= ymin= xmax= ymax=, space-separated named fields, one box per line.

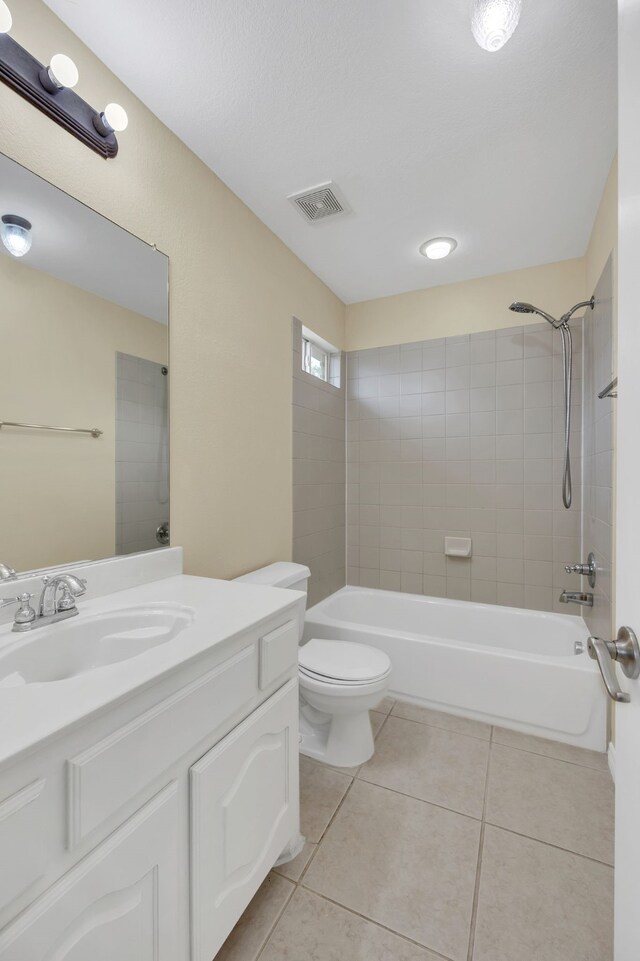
xmin=299 ymin=639 xmax=391 ymax=683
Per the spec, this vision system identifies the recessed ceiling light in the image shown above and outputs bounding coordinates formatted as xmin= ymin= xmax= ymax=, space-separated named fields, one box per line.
xmin=419 ymin=237 xmax=457 ymax=260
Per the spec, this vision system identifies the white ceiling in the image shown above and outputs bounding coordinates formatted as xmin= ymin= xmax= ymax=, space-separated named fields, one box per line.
xmin=43 ymin=0 xmax=616 ymax=304
xmin=0 ymin=153 xmax=168 ymax=323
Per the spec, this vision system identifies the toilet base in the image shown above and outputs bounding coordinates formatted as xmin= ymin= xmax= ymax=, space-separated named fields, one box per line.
xmin=299 ymin=705 xmax=375 ymax=768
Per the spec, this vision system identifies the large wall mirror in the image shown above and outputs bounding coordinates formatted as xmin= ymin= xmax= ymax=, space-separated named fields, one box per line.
xmin=0 ymin=153 xmax=169 ymax=574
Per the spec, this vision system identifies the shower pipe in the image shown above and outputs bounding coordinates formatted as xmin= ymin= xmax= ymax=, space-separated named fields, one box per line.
xmin=508 ymin=298 xmax=595 ymax=509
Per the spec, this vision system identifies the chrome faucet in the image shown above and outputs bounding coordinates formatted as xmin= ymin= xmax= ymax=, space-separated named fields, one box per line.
xmin=559 ymin=590 xmax=594 ymax=608
xmin=1 ymin=573 xmax=87 ymax=633
xmin=38 ymin=573 xmax=86 ymax=618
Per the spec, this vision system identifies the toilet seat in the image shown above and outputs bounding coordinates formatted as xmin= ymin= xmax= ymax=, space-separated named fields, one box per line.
xmin=299 ymin=638 xmax=391 ymax=685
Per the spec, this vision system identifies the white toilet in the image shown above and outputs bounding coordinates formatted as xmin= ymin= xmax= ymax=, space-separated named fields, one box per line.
xmin=235 ymin=563 xmax=391 ymax=768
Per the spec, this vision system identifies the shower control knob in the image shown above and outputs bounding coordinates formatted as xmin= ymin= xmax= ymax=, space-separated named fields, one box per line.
xmin=564 ymin=552 xmax=596 ymax=588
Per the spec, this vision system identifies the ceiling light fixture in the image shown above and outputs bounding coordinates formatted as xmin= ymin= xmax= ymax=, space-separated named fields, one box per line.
xmin=419 ymin=237 xmax=457 ymax=260
xmin=0 ymin=0 xmax=11 ymax=33
xmin=39 ymin=53 xmax=79 ymax=93
xmin=1 ymin=215 xmax=32 ymax=258
xmin=470 ymin=0 xmax=522 ymax=53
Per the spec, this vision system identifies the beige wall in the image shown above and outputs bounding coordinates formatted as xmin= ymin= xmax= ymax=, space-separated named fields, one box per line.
xmin=0 ymin=255 xmax=166 ymax=571
xmin=0 ymin=0 xmax=345 ymax=578
xmin=345 ymin=258 xmax=587 ymax=351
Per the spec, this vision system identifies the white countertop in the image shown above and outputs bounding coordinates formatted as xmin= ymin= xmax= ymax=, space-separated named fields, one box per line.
xmin=0 ymin=574 xmax=302 ymax=768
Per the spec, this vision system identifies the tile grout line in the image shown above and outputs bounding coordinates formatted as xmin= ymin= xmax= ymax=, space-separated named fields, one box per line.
xmin=295 ymin=885 xmax=457 ymax=961
xmin=352 ymin=771 xmax=486 ymax=821
xmin=482 ymin=821 xmax=615 ymax=869
xmin=390 ymin=708 xmax=608 ymax=772
xmin=466 ymin=728 xmax=494 ymax=961
xmin=253 ymin=879 xmax=296 ymax=961
xmin=294 ymin=765 xmax=361 ymax=886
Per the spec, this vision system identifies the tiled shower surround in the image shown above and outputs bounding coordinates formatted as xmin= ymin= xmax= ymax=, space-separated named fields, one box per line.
xmin=292 ymin=320 xmax=346 ymax=607
xmin=583 ymin=259 xmax=614 ymax=639
xmin=346 ymin=324 xmax=585 ymax=613
xmin=116 ymin=352 xmax=169 ymax=555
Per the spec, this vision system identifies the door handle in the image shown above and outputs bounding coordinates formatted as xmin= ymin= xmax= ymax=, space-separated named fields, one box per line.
xmin=587 ymin=626 xmax=640 ymax=703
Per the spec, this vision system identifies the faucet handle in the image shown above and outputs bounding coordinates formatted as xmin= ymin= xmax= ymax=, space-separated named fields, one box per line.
xmin=0 ymin=592 xmax=34 ymax=610
xmin=564 ymin=552 xmax=596 ymax=588
xmin=1 ymin=593 xmax=36 ymax=632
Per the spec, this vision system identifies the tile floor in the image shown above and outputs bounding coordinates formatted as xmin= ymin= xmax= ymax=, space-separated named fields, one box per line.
xmin=214 ymin=698 xmax=614 ymax=961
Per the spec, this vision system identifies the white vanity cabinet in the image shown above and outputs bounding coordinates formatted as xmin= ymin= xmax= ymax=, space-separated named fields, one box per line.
xmin=0 ymin=595 xmax=300 ymax=961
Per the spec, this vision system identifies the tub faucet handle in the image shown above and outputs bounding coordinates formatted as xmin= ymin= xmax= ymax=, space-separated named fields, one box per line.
xmin=564 ymin=552 xmax=596 ymax=588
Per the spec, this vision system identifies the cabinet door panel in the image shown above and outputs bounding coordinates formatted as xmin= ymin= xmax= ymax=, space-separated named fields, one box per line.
xmin=0 ymin=782 xmax=180 ymax=961
xmin=190 ymin=679 xmax=299 ymax=961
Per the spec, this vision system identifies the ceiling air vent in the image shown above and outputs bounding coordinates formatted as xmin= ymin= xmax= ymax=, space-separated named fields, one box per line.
xmin=288 ymin=182 xmax=351 ymax=224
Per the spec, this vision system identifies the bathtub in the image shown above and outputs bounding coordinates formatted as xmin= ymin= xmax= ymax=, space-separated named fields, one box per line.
xmin=303 ymin=587 xmax=607 ymax=751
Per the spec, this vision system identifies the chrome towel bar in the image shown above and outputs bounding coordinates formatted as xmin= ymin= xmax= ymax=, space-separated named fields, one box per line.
xmin=0 ymin=420 xmax=103 ymax=438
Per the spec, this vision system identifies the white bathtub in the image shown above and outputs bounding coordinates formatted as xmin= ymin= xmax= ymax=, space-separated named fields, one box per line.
xmin=304 ymin=587 xmax=607 ymax=751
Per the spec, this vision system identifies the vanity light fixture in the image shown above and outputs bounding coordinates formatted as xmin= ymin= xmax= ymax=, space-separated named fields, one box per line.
xmin=471 ymin=0 xmax=523 ymax=52
xmin=0 ymin=1 xmax=11 ymax=34
xmin=1 ymin=215 xmax=32 ymax=258
xmin=419 ymin=237 xmax=458 ymax=260
xmin=0 ymin=4 xmax=127 ymax=158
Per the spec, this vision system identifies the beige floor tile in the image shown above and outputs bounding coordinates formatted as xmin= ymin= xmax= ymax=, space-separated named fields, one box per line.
xmin=273 ymin=841 xmax=317 ymax=882
xmin=261 ymin=887 xmax=443 ymax=961
xmin=473 ymin=826 xmax=613 ymax=961
xmin=304 ymin=779 xmax=480 ymax=961
xmin=392 ymin=701 xmax=491 ymax=740
xmin=374 ymin=695 xmax=396 ymax=714
xmin=359 ymin=716 xmax=489 ymax=818
xmin=492 ymin=725 xmax=609 ymax=772
xmin=213 ymin=872 xmax=294 ymax=961
xmin=300 ymin=756 xmax=352 ymax=843
xmin=486 ymin=744 xmax=614 ymax=864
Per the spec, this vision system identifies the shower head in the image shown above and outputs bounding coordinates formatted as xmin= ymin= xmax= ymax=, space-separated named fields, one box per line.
xmin=509 ymin=302 xmax=561 ymax=328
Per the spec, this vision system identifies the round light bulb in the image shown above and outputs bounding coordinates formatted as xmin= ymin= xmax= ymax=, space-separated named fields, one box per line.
xmin=1 ymin=215 xmax=32 ymax=258
xmin=49 ymin=53 xmax=79 ymax=89
xmin=0 ymin=1 xmax=12 ymax=34
xmin=419 ymin=237 xmax=458 ymax=261
xmin=104 ymin=102 xmax=128 ymax=132
xmin=471 ymin=0 xmax=522 ymax=52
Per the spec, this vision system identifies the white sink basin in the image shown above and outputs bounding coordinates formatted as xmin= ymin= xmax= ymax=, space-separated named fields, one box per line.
xmin=0 ymin=604 xmax=196 ymax=686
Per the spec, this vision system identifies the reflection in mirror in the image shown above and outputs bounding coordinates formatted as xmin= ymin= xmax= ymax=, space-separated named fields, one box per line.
xmin=0 ymin=153 xmax=169 ymax=574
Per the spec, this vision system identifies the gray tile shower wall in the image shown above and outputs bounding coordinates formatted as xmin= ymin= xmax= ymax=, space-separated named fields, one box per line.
xmin=346 ymin=324 xmax=584 ymax=613
xmin=292 ymin=319 xmax=346 ymax=607
xmin=116 ymin=353 xmax=169 ymax=555
xmin=583 ymin=259 xmax=614 ymax=638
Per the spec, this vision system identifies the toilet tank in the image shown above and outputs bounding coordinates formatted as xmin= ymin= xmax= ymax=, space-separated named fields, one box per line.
xmin=233 ymin=562 xmax=310 ymax=641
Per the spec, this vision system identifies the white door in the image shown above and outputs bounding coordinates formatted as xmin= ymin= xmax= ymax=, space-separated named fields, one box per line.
xmin=614 ymin=2 xmax=640 ymax=958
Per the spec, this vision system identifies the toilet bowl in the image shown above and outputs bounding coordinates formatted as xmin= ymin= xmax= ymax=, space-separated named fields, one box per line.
xmin=234 ymin=563 xmax=391 ymax=768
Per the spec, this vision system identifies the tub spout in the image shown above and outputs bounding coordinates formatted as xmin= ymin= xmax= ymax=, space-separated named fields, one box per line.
xmin=559 ymin=590 xmax=593 ymax=607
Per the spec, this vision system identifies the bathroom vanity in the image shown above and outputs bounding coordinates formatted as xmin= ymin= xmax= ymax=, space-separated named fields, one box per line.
xmin=0 ymin=550 xmax=301 ymax=960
